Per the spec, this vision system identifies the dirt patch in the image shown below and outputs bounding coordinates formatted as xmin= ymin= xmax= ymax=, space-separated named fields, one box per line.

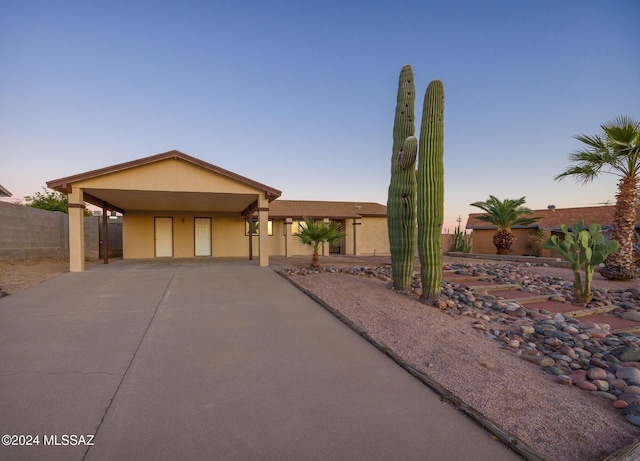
xmin=0 ymin=259 xmax=103 ymax=295
xmin=0 ymin=259 xmax=70 ymax=295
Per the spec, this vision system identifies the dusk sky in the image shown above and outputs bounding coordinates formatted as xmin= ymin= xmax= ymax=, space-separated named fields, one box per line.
xmin=2 ymin=1 xmax=638 ymax=232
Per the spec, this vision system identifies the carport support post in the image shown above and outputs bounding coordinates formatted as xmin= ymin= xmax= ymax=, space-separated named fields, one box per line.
xmin=284 ymin=218 xmax=293 ymax=257
xmin=102 ymin=204 xmax=109 ymax=264
xmin=258 ymin=195 xmax=269 ymax=266
xmin=353 ymin=218 xmax=361 ymax=256
xmin=68 ymin=188 xmax=85 ymax=272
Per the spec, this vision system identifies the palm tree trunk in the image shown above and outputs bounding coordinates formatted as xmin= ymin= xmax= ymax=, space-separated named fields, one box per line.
xmin=601 ymin=175 xmax=637 ymax=280
xmin=493 ymin=229 xmax=514 ymax=255
xmin=311 ymin=251 xmax=319 ymax=268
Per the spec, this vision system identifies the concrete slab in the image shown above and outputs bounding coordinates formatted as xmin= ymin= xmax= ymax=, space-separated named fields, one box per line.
xmin=1 ymin=259 xmax=520 ymax=460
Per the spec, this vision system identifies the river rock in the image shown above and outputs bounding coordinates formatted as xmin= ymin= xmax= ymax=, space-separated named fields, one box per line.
xmin=587 ymin=367 xmax=607 ymax=380
xmin=610 ymin=345 xmax=640 ymax=362
xmin=617 ymin=367 xmax=640 ymax=385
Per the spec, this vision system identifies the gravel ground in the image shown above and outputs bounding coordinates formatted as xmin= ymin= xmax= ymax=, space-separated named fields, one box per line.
xmin=285 ymin=262 xmax=640 ymax=461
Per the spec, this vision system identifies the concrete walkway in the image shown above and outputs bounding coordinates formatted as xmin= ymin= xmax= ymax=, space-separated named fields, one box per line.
xmin=0 ymin=259 xmax=520 ymax=460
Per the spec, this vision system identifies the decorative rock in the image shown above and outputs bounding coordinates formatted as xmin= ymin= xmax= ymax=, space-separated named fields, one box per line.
xmin=520 ymin=325 xmax=534 ymax=335
xmin=556 ymin=375 xmax=572 ymax=385
xmin=589 ymin=357 xmax=609 ymax=369
xmin=586 ymin=328 xmax=609 ymax=339
xmin=543 ymin=365 xmax=564 ymax=376
xmin=591 ymin=390 xmax=617 ymax=401
xmin=587 ymin=367 xmax=607 ymax=381
xmin=575 ymin=381 xmax=598 ymax=391
xmin=625 ymin=385 xmax=640 ymax=395
xmin=625 ymin=414 xmax=640 ymax=426
xmin=618 ymin=393 xmax=640 ymax=404
xmin=569 ymin=369 xmax=587 ymax=382
xmin=610 ymin=345 xmax=640 ymax=362
xmin=592 ymin=380 xmax=610 ymax=391
xmin=614 ymin=400 xmax=629 ymax=409
xmin=617 ymin=367 xmax=640 ymax=386
xmin=623 ymin=403 xmax=640 ymax=416
xmin=521 ymin=354 xmax=555 ymax=367
xmin=507 ymin=339 xmax=520 ymax=349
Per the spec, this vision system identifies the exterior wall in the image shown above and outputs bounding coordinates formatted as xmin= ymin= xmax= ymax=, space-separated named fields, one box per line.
xmin=85 ymin=216 xmax=100 ymax=260
xmin=0 ymin=201 xmax=68 ymax=259
xmin=123 ymin=211 xmax=260 ymax=259
xmin=357 ymin=217 xmax=390 ymax=255
xmin=471 ymin=228 xmax=536 ymax=255
xmin=0 ymin=201 xmax=107 ymax=260
xmin=73 ymin=157 xmax=262 ymax=195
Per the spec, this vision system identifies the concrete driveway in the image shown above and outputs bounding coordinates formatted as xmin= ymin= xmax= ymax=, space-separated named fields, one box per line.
xmin=0 ymin=259 xmax=520 ymax=460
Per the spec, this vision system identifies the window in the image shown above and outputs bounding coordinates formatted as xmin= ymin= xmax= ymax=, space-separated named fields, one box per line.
xmin=245 ymin=218 xmax=273 ymax=236
xmin=288 ymin=219 xmax=307 ymax=236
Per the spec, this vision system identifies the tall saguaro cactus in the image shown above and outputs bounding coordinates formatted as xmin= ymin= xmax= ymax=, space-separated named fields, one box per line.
xmin=417 ymin=80 xmax=444 ymax=304
xmin=387 ymin=65 xmax=417 ymax=292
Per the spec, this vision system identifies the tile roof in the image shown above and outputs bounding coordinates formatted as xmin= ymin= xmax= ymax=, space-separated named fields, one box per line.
xmin=269 ymin=200 xmax=387 ymax=219
xmin=0 ymin=184 xmax=11 ymax=197
xmin=466 ymin=205 xmax=640 ymax=230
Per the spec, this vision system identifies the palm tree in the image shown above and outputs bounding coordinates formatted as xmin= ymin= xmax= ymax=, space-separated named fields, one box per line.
xmin=555 ymin=115 xmax=640 ymax=280
xmin=470 ymin=196 xmax=540 ymax=255
xmin=295 ymin=217 xmax=346 ymax=267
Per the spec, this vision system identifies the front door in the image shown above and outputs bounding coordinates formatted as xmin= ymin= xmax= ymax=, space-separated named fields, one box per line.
xmin=155 ymin=217 xmax=173 ymax=257
xmin=195 ymin=218 xmax=212 ymax=256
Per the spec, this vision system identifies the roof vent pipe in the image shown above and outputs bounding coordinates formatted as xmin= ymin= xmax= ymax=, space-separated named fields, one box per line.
xmin=548 ymin=205 xmax=556 ymax=212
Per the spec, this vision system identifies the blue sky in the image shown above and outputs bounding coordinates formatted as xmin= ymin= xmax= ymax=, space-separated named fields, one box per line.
xmin=2 ymin=1 xmax=639 ymax=231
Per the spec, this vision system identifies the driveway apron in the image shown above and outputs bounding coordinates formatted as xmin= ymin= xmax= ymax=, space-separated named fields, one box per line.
xmin=0 ymin=259 xmax=519 ymax=460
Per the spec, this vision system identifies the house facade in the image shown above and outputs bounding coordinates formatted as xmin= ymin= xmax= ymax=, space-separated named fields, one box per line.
xmin=466 ymin=204 xmax=638 ymax=257
xmin=47 ymin=151 xmax=389 ymax=271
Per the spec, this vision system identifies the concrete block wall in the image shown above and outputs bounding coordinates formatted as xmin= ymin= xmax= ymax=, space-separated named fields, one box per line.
xmin=0 ymin=200 xmax=68 ymax=259
xmin=84 ymin=216 xmax=100 ymax=260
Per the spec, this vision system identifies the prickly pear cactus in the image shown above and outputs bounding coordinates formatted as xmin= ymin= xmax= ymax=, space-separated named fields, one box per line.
xmin=543 ymin=220 xmax=619 ymax=303
xmin=417 ymin=80 xmax=444 ymax=305
xmin=387 ymin=65 xmax=417 ymax=292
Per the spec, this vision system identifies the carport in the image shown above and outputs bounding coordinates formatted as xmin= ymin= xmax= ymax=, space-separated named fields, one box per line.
xmin=47 ymin=151 xmax=281 ymax=272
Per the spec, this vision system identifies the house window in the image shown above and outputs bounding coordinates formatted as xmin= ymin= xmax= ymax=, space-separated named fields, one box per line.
xmin=245 ymin=218 xmax=273 ymax=236
xmin=287 ymin=220 xmax=306 ymax=236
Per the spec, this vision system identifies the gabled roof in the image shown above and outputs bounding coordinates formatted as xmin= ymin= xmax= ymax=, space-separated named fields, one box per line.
xmin=466 ymin=204 xmax=640 ymax=230
xmin=269 ymin=200 xmax=386 ymax=219
xmin=47 ymin=150 xmax=281 ymax=200
xmin=0 ymin=184 xmax=11 ymax=197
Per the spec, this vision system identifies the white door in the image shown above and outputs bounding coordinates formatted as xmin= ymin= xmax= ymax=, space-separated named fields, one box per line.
xmin=195 ymin=218 xmax=212 ymax=256
xmin=155 ymin=217 xmax=173 ymax=257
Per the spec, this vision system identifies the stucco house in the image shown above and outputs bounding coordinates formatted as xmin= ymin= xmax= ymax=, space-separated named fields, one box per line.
xmin=466 ymin=204 xmax=640 ymax=256
xmin=47 ymin=150 xmax=389 ymax=271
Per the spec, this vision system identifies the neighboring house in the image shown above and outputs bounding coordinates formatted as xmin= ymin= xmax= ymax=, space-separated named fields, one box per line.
xmin=0 ymin=184 xmax=12 ymax=197
xmin=47 ymin=150 xmax=389 ymax=272
xmin=466 ymin=204 xmax=640 ymax=257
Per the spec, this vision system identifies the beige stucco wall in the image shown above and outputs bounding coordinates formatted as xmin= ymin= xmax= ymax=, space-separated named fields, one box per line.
xmin=123 ymin=211 xmax=259 ymax=259
xmin=73 ymin=157 xmax=261 ymax=195
xmin=357 ymin=217 xmax=390 ymax=255
xmin=122 ymin=210 xmax=391 ymax=259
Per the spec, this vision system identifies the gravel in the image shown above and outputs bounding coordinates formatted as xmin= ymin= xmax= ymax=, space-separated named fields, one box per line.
xmin=283 ymin=263 xmax=640 ymax=461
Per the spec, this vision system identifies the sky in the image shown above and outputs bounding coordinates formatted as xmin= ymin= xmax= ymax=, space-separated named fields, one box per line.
xmin=1 ymin=1 xmax=639 ymax=232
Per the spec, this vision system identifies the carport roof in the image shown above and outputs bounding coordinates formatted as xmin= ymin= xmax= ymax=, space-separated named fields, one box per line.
xmin=46 ymin=150 xmax=282 ymax=213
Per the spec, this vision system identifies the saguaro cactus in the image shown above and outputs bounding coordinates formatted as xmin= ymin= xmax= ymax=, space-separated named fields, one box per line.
xmin=387 ymin=65 xmax=417 ymax=292
xmin=417 ymin=80 xmax=444 ymax=305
